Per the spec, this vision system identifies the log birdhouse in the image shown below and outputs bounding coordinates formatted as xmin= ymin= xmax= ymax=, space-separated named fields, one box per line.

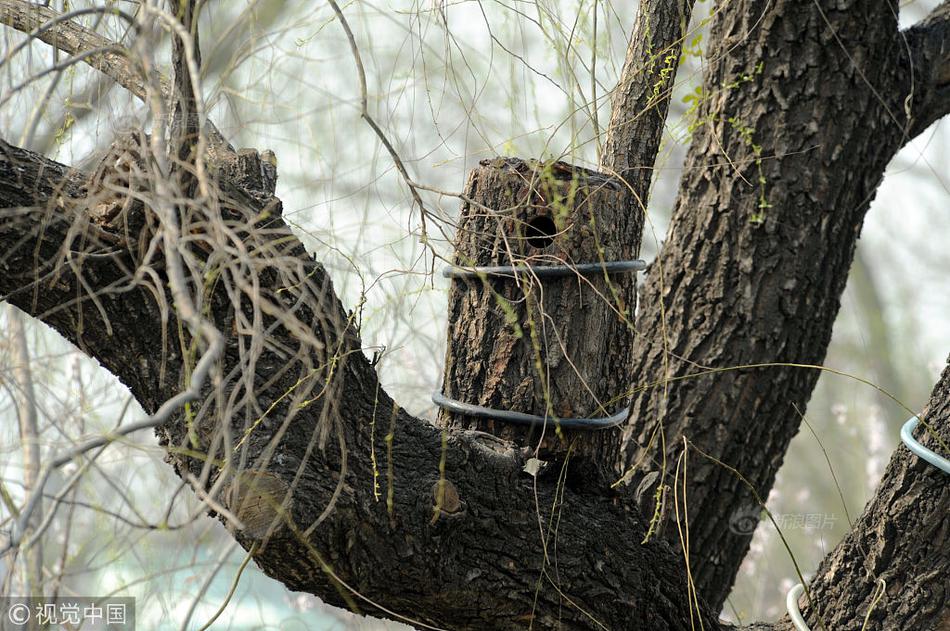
xmin=436 ymin=157 xmax=644 ymax=455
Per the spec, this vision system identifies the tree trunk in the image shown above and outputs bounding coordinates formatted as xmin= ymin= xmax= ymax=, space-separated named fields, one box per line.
xmin=0 ymin=139 xmax=723 ymax=631
xmin=618 ymin=0 xmax=950 ymax=609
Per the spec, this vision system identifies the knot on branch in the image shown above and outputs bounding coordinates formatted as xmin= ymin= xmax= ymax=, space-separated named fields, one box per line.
xmin=225 ymin=469 xmax=292 ymax=542
xmin=219 ymin=147 xmax=280 ymax=201
xmin=84 ymin=130 xmax=150 ymax=232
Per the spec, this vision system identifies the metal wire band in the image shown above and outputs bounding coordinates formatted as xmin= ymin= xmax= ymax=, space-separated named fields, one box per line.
xmin=901 ymin=416 xmax=950 ymax=475
xmin=442 ymin=259 xmax=646 ymax=279
xmin=431 ymin=392 xmax=629 ymax=429
xmin=786 ymin=584 xmax=810 ymax=631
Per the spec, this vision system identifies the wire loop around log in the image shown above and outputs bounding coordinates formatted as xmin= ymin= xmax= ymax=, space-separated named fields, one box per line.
xmin=431 ymin=392 xmax=629 ymax=430
xmin=436 ymin=258 xmax=644 ymax=429
xmin=442 ymin=259 xmax=646 ymax=279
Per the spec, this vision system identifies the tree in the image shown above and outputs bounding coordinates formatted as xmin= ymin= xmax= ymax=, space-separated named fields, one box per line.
xmin=1 ymin=0 xmax=948 ymax=629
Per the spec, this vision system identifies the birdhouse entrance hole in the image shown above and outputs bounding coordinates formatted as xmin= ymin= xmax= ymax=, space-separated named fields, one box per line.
xmin=525 ymin=215 xmax=557 ymax=249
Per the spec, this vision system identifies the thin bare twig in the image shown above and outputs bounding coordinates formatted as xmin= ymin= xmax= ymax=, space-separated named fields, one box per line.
xmin=327 ymin=0 xmax=431 ymax=239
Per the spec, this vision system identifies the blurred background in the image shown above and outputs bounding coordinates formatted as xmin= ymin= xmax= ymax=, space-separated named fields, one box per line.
xmin=0 ymin=0 xmax=947 ymax=628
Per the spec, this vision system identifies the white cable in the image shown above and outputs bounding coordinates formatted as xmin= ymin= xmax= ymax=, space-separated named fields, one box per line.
xmin=900 ymin=416 xmax=950 ymax=475
xmin=787 ymin=583 xmax=810 ymax=631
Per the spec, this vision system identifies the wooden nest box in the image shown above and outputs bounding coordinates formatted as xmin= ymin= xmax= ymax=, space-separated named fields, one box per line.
xmin=437 ymin=157 xmax=644 ymax=455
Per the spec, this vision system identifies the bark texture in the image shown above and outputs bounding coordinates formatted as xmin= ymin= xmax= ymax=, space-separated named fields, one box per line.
xmin=0 ymin=2 xmax=147 ymax=95
xmin=439 ymin=158 xmax=639 ymax=477
xmin=801 ymin=360 xmax=950 ymax=629
xmin=602 ymin=0 xmax=694 ymax=194
xmin=0 ymin=140 xmax=723 ymax=631
xmin=439 ymin=0 xmax=700 ymax=488
xmin=618 ymin=0 xmax=950 ymax=610
xmin=906 ymin=1 xmax=950 ymax=138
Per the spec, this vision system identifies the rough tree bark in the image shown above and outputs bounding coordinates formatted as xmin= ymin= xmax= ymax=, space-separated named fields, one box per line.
xmin=1 ymin=0 xmax=949 ymax=629
xmin=803 ymin=364 xmax=950 ymax=631
xmin=0 ymin=139 xmax=723 ymax=631
xmin=620 ymin=0 xmax=950 ymax=612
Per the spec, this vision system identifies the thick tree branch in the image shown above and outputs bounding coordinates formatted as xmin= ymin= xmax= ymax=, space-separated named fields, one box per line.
xmin=905 ymin=0 xmax=950 ymax=138
xmin=0 ymin=138 xmax=724 ymax=630
xmin=618 ymin=0 xmax=947 ymax=611
xmin=601 ymin=0 xmax=694 ymax=202
xmin=553 ymin=0 xmax=696 ymax=473
xmin=169 ymin=0 xmax=202 ymax=165
xmin=0 ymin=1 xmax=146 ymax=98
xmin=0 ymin=0 xmax=235 ymax=161
xmin=800 ymin=361 xmax=950 ymax=630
